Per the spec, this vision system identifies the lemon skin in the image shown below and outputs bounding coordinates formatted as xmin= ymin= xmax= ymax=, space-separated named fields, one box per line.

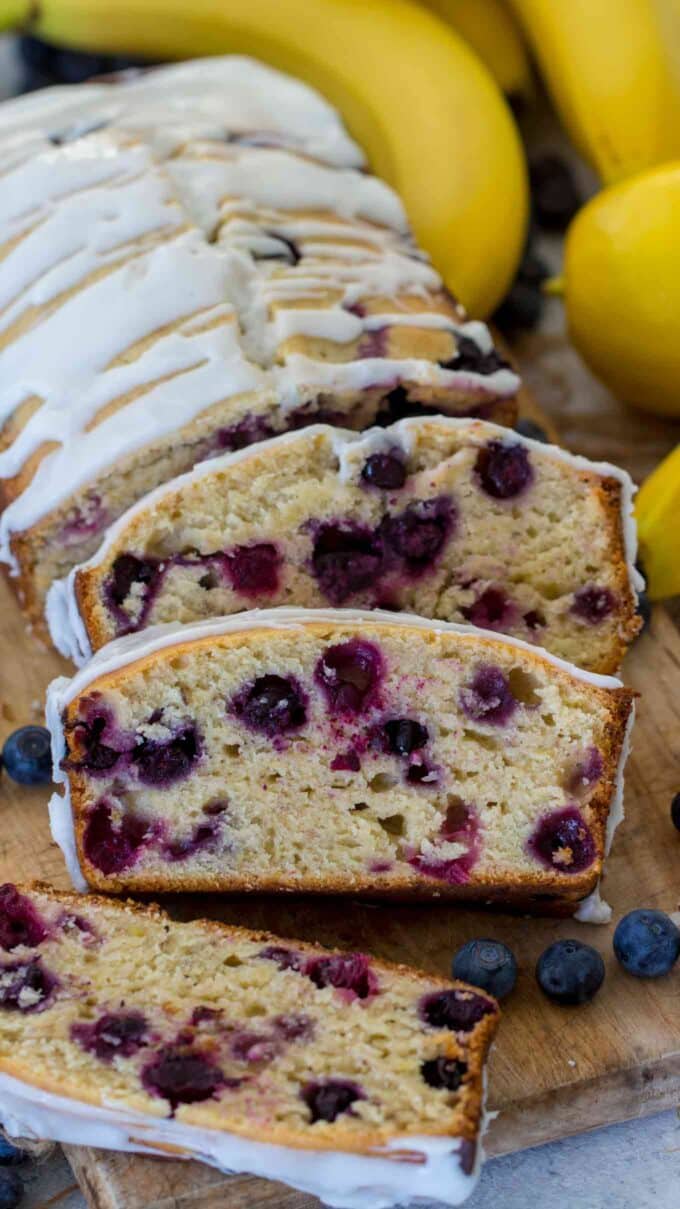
xmin=564 ymin=163 xmax=680 ymax=417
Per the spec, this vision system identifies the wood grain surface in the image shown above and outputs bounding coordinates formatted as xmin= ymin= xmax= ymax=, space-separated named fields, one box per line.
xmin=1 ymin=307 xmax=679 ymax=1209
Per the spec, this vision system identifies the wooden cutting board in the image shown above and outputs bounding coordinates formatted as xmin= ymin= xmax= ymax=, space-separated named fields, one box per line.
xmin=1 ymin=346 xmax=679 ymax=1208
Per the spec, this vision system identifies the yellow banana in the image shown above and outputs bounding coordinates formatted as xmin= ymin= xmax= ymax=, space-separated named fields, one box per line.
xmin=419 ymin=0 xmax=533 ymax=103
xmin=0 ymin=0 xmax=527 ymax=318
xmin=635 ymin=446 xmax=680 ymax=601
xmin=508 ymin=0 xmax=680 ymax=183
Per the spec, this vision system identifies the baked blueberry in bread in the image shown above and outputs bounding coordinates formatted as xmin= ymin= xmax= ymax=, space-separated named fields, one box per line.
xmin=47 ymin=609 xmax=633 ymax=908
xmin=0 ymin=882 xmax=498 ymax=1208
xmin=48 ymin=417 xmax=641 ymax=674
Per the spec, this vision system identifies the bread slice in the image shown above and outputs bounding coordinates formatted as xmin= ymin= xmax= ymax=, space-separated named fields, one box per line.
xmin=47 ymin=608 xmax=633 ymax=908
xmin=48 ymin=418 xmax=641 ymax=674
xmin=0 ymin=61 xmax=517 ymax=630
xmin=0 ymin=882 xmax=498 ymax=1208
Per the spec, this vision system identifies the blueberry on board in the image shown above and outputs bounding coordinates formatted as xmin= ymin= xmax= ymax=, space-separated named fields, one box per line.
xmin=0 ymin=1169 xmax=23 ymax=1209
xmin=514 ymin=417 xmax=550 ymax=444
xmin=536 ymin=939 xmax=605 ymax=1005
xmin=613 ymin=909 xmax=680 ymax=978
xmin=529 ymin=153 xmax=582 ymax=232
xmin=452 ymin=939 xmax=517 ymax=1000
xmin=492 ymin=246 xmax=551 ymax=335
xmin=2 ymin=727 xmax=52 ymax=786
xmin=0 ymin=1140 xmax=25 ymax=1167
xmin=671 ymin=793 xmax=680 ymax=833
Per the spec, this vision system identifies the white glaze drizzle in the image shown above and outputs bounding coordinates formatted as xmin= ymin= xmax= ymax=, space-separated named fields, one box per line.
xmin=0 ymin=59 xmax=517 ymax=567
xmin=46 ymin=415 xmax=640 ymax=664
xmin=0 ymin=1073 xmax=479 ymax=1209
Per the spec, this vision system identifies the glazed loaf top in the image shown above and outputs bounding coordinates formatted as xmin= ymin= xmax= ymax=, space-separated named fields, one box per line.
xmin=0 ymin=57 xmax=518 ymax=568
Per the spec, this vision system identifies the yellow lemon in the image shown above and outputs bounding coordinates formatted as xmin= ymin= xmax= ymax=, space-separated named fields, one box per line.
xmin=562 ymin=163 xmax=680 ymax=417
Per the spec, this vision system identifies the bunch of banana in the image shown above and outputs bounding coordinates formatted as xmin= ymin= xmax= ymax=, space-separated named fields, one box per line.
xmin=0 ymin=0 xmax=528 ymax=319
xmin=419 ymin=0 xmax=533 ymax=104
xmin=507 ymin=0 xmax=680 ymax=183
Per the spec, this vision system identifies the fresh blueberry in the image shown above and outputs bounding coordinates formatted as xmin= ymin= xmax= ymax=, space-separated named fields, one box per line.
xmin=613 ymin=909 xmax=680 ymax=978
xmin=0 ymin=1139 xmax=26 ymax=1167
xmin=536 ymin=939 xmax=605 ymax=1005
xmin=420 ymin=1057 xmax=468 ymax=1091
xmin=514 ymin=417 xmax=549 ymax=444
xmin=0 ymin=1169 xmax=23 ymax=1209
xmin=492 ymin=247 xmax=550 ymax=334
xmin=1 ymin=727 xmax=52 ymax=787
xmin=452 ymin=939 xmax=517 ymax=1000
xmin=671 ymin=793 xmax=680 ymax=833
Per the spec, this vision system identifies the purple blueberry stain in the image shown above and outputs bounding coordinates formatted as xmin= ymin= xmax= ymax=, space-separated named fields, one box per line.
xmin=0 ymin=884 xmax=49 ymax=951
xmin=104 ymin=553 xmax=162 ymax=633
xmin=528 ymin=806 xmax=597 ymax=874
xmin=273 ymin=1013 xmax=314 ymax=1042
xmin=462 ymin=587 xmax=518 ymax=632
xmin=59 ymin=494 xmax=110 ymax=546
xmin=408 ymin=803 xmax=481 ymax=884
xmin=475 ymin=441 xmax=533 ymax=500
xmin=571 ymin=585 xmax=616 ymax=625
xmin=214 ymin=414 xmax=275 ymax=453
xmin=460 ymin=665 xmax=517 ymax=727
xmin=421 ymin=1057 xmax=468 ymax=1090
xmin=315 ymin=640 xmax=383 ymax=716
xmin=301 ymin=1079 xmax=364 ymax=1124
xmin=63 ymin=699 xmax=128 ymax=776
xmin=231 ymin=674 xmax=307 ymax=738
xmin=568 ymin=747 xmax=604 ymax=794
xmin=190 ymin=1006 xmax=222 ymax=1027
xmin=71 ymin=1011 xmax=148 ymax=1063
xmin=230 ymin=1030 xmax=278 ymax=1064
xmin=360 ymin=451 xmax=407 ymax=491
xmin=163 ymin=820 xmax=221 ymax=863
xmin=0 ymin=958 xmax=57 ymax=1012
xmin=258 ymin=945 xmax=303 ymax=971
xmin=224 ymin=543 xmax=281 ymax=598
xmin=131 ymin=722 xmax=201 ymax=787
xmin=310 ymin=520 xmax=384 ymax=604
xmin=379 ymin=496 xmax=455 ymax=577
xmin=142 ymin=1048 xmax=228 ymax=1111
xmin=357 ymin=328 xmax=389 ymax=359
xmin=83 ymin=798 xmax=156 ymax=876
xmin=304 ymin=953 xmax=378 ymax=1000
xmin=524 ymin=609 xmax=546 ymax=632
xmin=330 ymin=749 xmax=362 ymax=772
xmin=419 ymin=989 xmax=495 ymax=1033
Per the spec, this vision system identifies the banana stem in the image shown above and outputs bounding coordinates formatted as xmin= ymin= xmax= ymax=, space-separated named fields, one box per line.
xmin=543 ymin=273 xmax=566 ymax=297
xmin=0 ymin=0 xmax=35 ymax=32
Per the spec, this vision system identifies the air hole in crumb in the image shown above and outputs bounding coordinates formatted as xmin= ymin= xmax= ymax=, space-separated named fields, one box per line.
xmin=368 ymin=773 xmax=398 ymax=793
xmin=462 ymin=729 xmax=498 ymax=752
xmin=351 ymin=802 xmax=369 ymax=812
xmin=378 ymin=813 xmax=405 ymax=837
xmin=442 ymin=796 xmax=469 ymax=831
xmin=542 ymin=713 xmax=556 ymax=727
xmin=508 ymin=667 xmax=542 ymax=706
xmin=224 ymin=744 xmax=241 ymax=758
xmin=223 ymin=955 xmax=243 ymax=967
xmin=199 ymin=570 xmax=220 ymax=590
